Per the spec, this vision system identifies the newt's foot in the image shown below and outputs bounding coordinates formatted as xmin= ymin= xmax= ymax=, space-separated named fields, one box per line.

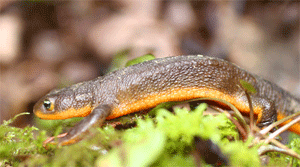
xmin=43 ymin=133 xmax=68 ymax=148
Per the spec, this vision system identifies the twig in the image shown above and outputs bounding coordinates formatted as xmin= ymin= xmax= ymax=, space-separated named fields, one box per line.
xmin=264 ymin=115 xmax=300 ymax=144
xmin=244 ymin=91 xmax=255 ymax=135
xmin=258 ymin=144 xmax=300 ymax=160
xmin=260 ymin=112 xmax=300 ymax=136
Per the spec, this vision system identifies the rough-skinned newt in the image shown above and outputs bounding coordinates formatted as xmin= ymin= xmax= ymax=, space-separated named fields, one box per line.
xmin=33 ymin=55 xmax=300 ymax=145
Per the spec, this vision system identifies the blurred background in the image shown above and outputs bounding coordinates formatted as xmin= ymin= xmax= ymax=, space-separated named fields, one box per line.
xmin=0 ymin=1 xmax=299 ymax=127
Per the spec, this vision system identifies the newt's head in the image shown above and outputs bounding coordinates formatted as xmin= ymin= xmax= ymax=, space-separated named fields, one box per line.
xmin=34 ymin=86 xmax=93 ymax=120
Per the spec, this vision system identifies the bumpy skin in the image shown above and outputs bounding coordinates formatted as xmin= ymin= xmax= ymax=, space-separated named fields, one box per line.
xmin=34 ymin=55 xmax=300 ymax=145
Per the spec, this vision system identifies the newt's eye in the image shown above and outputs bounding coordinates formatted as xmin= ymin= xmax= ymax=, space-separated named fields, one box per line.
xmin=43 ymin=99 xmax=54 ymax=111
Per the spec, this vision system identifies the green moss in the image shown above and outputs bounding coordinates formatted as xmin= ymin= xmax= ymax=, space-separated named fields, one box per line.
xmin=0 ymin=113 xmax=48 ymax=166
xmin=223 ymin=139 xmax=260 ymax=166
xmin=288 ymin=137 xmax=300 ymax=166
xmin=34 ymin=116 xmax=83 ymax=135
xmin=4 ymin=103 xmax=299 ymax=166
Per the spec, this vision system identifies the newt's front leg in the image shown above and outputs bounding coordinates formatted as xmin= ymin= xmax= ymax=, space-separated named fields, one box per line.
xmin=44 ymin=105 xmax=112 ymax=146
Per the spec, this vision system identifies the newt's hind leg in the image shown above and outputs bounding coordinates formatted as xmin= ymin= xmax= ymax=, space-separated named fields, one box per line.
xmin=253 ymin=98 xmax=277 ymax=128
xmin=44 ymin=104 xmax=112 ymax=146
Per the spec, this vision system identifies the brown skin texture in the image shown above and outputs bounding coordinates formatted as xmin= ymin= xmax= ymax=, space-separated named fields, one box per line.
xmin=34 ymin=55 xmax=300 ymax=145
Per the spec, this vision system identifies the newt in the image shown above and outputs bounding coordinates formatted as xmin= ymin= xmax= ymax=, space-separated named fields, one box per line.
xmin=33 ymin=55 xmax=300 ymax=145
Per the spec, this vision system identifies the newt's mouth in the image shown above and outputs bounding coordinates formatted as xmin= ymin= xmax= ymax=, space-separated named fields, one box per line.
xmin=34 ymin=105 xmax=93 ymax=120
